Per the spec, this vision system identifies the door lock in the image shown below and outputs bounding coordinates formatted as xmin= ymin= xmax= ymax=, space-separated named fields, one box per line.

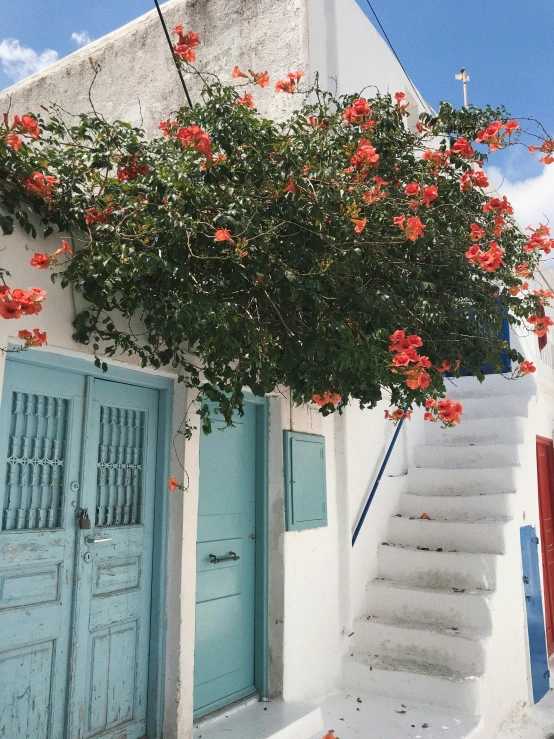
xmin=76 ymin=508 xmax=91 ymax=530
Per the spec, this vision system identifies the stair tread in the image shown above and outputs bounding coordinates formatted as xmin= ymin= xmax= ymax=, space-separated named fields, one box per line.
xmin=371 ymin=577 xmax=494 ymax=598
xmin=381 ymin=542 xmax=499 ymax=558
xmin=359 ymin=615 xmax=488 ymax=641
xmin=392 ymin=514 xmax=508 ymax=525
xmin=347 ymin=653 xmax=482 ymax=682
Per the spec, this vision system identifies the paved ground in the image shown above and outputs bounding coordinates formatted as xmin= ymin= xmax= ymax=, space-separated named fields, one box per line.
xmin=493 ymin=690 xmax=554 ymax=738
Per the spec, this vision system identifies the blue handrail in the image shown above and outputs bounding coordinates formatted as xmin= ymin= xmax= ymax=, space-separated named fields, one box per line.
xmin=351 ymin=408 xmax=408 ymax=547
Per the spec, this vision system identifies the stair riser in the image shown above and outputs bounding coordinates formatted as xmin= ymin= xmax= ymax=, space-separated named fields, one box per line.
xmin=342 ymin=660 xmax=480 ymax=713
xmin=407 ymin=466 xmax=517 ymax=496
xmin=424 ymin=418 xmax=526 ymax=446
xmin=353 ymin=621 xmax=486 ymax=675
xmin=443 ymin=374 xmax=536 ymax=399
xmin=398 ymin=493 xmax=513 ymax=521
xmin=378 ymin=546 xmax=497 ymax=590
xmin=414 ymin=444 xmax=521 ymax=470
xmin=367 ymin=581 xmax=493 ymax=632
xmin=387 ymin=517 xmax=505 ymax=554
xmin=452 ymin=395 xmax=529 ymax=420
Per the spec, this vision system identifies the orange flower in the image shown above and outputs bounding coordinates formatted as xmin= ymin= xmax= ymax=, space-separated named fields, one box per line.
xmin=483 ymin=196 xmax=513 ymax=215
xmin=529 ymin=139 xmax=554 ymax=165
xmin=527 ymin=314 xmax=554 ymax=337
xmin=451 ymin=137 xmax=475 ymax=158
xmin=283 ymin=179 xmax=297 ymax=195
xmin=7 ymin=133 xmax=22 ymax=151
xmin=250 ymin=70 xmax=269 ymax=87
xmin=215 ymin=228 xmax=234 ymax=244
xmin=25 ymin=171 xmax=59 ymax=200
xmin=515 ymin=262 xmax=532 ymax=279
xmin=236 ymin=93 xmax=255 ymax=108
xmin=312 ymin=390 xmax=341 ymax=407
xmin=352 ymin=217 xmax=367 ymax=234
xmin=18 ymin=328 xmax=47 ymax=347
xmin=470 ymin=223 xmax=486 ymax=242
xmin=393 ymin=214 xmax=406 ymax=230
xmin=425 ymin=398 xmax=436 ymax=408
xmin=422 ymin=185 xmax=438 ymax=207
xmin=437 ymin=398 xmax=463 ymax=425
xmin=53 ymin=240 xmax=73 ymax=257
xmin=405 ymin=367 xmax=431 ymax=390
xmin=30 ymin=253 xmax=51 ymax=269
xmin=168 ymin=477 xmax=179 ymax=491
xmin=517 ymin=361 xmax=536 ymax=376
xmin=350 ymin=139 xmax=379 ymax=170
xmin=172 ymin=27 xmax=201 ymax=62
xmin=232 ymin=66 xmax=249 ymax=79
xmin=176 ymin=125 xmax=213 ymax=159
xmin=0 ymin=300 xmax=22 ymax=319
xmin=405 ymin=183 xmax=420 ymax=196
xmin=405 ymin=216 xmax=426 ymax=242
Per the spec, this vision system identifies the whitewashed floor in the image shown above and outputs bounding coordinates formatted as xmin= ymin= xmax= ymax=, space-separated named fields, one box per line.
xmin=308 ymin=692 xmax=481 ymax=739
xmin=492 ymin=689 xmax=554 ymax=738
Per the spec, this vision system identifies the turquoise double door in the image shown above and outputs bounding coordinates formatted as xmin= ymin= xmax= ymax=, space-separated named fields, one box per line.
xmin=0 ymin=357 xmax=159 ymax=739
xmin=194 ymin=401 xmax=266 ymax=718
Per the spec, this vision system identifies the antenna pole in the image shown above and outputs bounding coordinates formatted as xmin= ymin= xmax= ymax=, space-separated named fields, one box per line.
xmin=454 ymin=67 xmax=470 ymax=108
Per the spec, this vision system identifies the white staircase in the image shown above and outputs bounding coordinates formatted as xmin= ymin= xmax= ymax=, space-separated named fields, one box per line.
xmin=343 ymin=375 xmax=536 ymax=725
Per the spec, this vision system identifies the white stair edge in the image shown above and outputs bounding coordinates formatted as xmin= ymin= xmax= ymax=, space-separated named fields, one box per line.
xmin=193 ymin=700 xmax=323 ymax=739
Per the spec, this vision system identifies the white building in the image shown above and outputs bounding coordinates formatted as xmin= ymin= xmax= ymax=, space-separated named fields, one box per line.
xmin=1 ymin=2 xmax=554 ymax=738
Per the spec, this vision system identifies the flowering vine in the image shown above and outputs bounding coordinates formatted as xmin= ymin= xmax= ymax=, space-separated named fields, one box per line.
xmin=0 ymin=27 xmax=552 ymax=431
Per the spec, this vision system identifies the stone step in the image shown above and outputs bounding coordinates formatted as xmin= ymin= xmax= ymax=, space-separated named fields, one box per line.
xmin=413 ymin=443 xmax=521 ymax=470
xmin=377 ymin=543 xmax=498 ymax=591
xmin=367 ymin=578 xmax=494 ymax=633
xmin=192 ymin=700 xmax=323 ymax=739
xmin=398 ymin=492 xmax=514 ymax=521
xmin=443 ymin=373 xmax=536 ymax=399
xmin=451 ymin=395 xmax=529 ymax=420
xmin=387 ymin=516 xmax=506 ymax=554
xmin=343 ymin=655 xmax=481 ymax=713
xmin=407 ymin=466 xmax=517 ymax=496
xmin=352 ymin=616 xmax=487 ymax=676
xmin=424 ymin=416 xmax=526 ymax=446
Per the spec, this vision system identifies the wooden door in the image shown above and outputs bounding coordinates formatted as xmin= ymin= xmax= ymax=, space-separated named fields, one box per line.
xmin=0 ymin=362 xmax=85 ymax=738
xmin=194 ymin=402 xmax=258 ymax=718
xmin=0 ymin=361 xmax=160 ymax=739
xmin=536 ymin=436 xmax=554 ymax=655
xmin=67 ymin=378 xmax=159 ymax=739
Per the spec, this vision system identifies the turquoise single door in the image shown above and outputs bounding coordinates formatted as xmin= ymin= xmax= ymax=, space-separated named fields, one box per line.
xmin=0 ymin=359 xmax=160 ymax=739
xmin=194 ymin=402 xmax=258 ymax=718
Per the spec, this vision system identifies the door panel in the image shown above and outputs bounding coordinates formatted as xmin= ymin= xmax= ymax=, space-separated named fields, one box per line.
xmin=0 ymin=362 xmax=86 ymax=739
xmin=67 ymin=378 xmax=159 ymax=739
xmin=537 ymin=437 xmax=554 ymax=654
xmin=194 ymin=404 xmax=257 ymax=718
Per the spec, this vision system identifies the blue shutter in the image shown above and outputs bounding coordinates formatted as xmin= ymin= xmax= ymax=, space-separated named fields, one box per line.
xmin=521 ymin=525 xmax=550 ymax=703
xmin=283 ymin=431 xmax=327 ymax=531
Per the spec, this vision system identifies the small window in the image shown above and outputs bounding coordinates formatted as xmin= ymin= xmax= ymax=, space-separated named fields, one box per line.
xmin=283 ymin=431 xmax=327 ymax=531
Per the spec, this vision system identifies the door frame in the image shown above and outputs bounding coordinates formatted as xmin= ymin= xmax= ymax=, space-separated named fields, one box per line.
xmin=6 ymin=347 xmax=173 ymax=738
xmin=536 ymin=434 xmax=554 ymax=655
xmin=195 ymin=393 xmax=269 ymax=717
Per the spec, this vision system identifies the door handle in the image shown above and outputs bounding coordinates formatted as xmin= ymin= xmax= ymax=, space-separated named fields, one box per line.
xmin=86 ymin=536 xmax=113 ymax=545
xmin=209 ymin=552 xmax=240 ymax=564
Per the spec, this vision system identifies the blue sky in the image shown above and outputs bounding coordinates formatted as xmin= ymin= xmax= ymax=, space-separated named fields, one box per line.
xmin=0 ymin=0 xmax=552 ymax=226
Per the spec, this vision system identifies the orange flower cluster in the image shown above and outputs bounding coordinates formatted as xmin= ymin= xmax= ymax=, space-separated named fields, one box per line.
xmin=388 ymin=330 xmax=431 ymax=390
xmin=393 ymin=214 xmax=426 ymax=241
xmin=533 ymin=289 xmax=554 ymax=303
xmin=172 ymin=27 xmax=201 ymax=62
xmin=232 ymin=67 xmax=269 ymax=87
xmin=515 ymin=261 xmax=532 ymax=279
xmin=422 ymin=149 xmax=450 ymax=172
xmin=405 ymin=183 xmax=438 ymax=209
xmin=460 ymin=168 xmax=489 ymax=191
xmin=25 ymin=171 xmax=59 ymax=201
xmin=475 ymin=120 xmax=519 ymax=152
xmin=394 ymin=91 xmax=409 ymax=111
xmin=424 ymin=397 xmax=463 ymax=426
xmin=527 ymin=314 xmax=554 ymax=338
xmin=363 ymin=176 xmax=389 ymax=205
xmin=176 ymin=125 xmax=213 ymax=158
xmin=18 ymin=328 xmax=47 ymax=348
xmin=469 ymin=223 xmax=486 ymax=242
xmin=384 ymin=407 xmax=412 ymax=423
xmin=450 ymin=137 xmax=475 ymax=158
xmin=465 ymin=241 xmax=504 ymax=273
xmin=85 ymin=206 xmax=114 ymax=225
xmin=3 ymin=113 xmax=41 ymax=151
xmin=523 ymin=223 xmax=554 ymax=254
xmin=350 ymin=138 xmax=380 ymax=171
xmin=0 ymin=285 xmax=46 ymax=319
xmin=117 ymin=155 xmax=149 ymax=182
xmin=275 ymin=71 xmax=304 ymax=93
xmin=312 ymin=390 xmax=341 ymax=407
xmin=236 ymin=93 xmax=255 ymax=108
xmin=529 ymin=140 xmax=554 ymax=165
xmin=508 ymin=281 xmax=528 ymax=297
xmin=343 ymin=97 xmax=376 ymax=130
xmin=483 ymin=196 xmax=513 ymax=215
xmin=515 ymin=361 xmax=536 ymax=376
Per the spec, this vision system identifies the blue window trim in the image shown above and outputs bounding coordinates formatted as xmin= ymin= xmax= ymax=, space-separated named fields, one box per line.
xmin=5 ymin=347 xmax=172 ymax=738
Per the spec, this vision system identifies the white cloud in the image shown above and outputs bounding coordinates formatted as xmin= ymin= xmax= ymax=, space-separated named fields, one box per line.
xmin=71 ymin=31 xmax=93 ymax=48
xmin=488 ymin=163 xmax=554 ymax=231
xmin=0 ymin=38 xmax=58 ymax=83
